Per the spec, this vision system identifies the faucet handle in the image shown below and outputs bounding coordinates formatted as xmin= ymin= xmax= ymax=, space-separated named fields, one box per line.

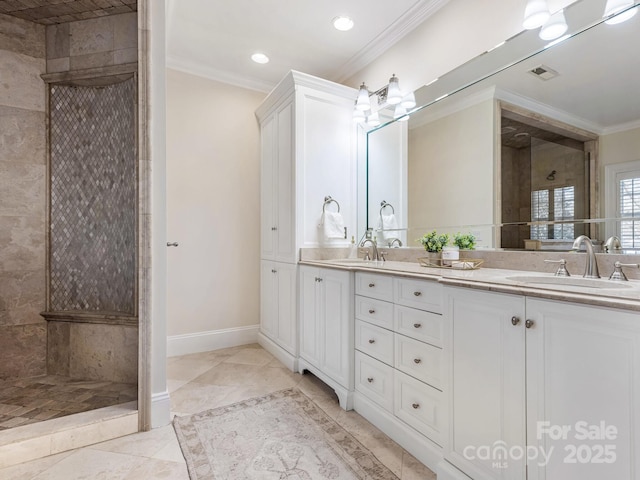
xmin=379 ymin=250 xmax=387 ymax=262
xmin=544 ymin=259 xmax=571 ymax=277
xmin=609 ymin=261 xmax=640 ymax=281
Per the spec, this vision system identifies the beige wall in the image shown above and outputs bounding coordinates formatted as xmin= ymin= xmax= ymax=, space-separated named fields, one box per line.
xmin=166 ymin=69 xmax=266 ymax=337
xmin=0 ymin=14 xmax=47 ymax=378
xmin=408 ymin=99 xmax=495 ymax=245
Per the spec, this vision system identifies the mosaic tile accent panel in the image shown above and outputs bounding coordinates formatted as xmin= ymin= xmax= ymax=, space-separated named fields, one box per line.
xmin=49 ymin=78 xmax=136 ymax=315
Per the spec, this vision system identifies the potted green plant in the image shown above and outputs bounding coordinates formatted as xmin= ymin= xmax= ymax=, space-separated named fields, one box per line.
xmin=453 ymin=232 xmax=476 ymax=250
xmin=419 ymin=230 xmax=450 ymax=257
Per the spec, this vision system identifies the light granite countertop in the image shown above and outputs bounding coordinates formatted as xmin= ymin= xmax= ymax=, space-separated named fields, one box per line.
xmin=300 ymin=258 xmax=640 ymax=312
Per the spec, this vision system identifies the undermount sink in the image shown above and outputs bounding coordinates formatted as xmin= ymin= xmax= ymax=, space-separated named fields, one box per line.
xmin=505 ymin=275 xmax=633 ymax=290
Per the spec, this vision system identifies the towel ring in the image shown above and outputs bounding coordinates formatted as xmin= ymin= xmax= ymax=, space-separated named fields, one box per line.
xmin=323 ymin=195 xmax=340 ymax=213
xmin=380 ymin=200 xmax=395 ymax=215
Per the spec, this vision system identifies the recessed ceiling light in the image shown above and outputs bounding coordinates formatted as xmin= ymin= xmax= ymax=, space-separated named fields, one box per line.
xmin=333 ymin=16 xmax=354 ymax=31
xmin=251 ymin=53 xmax=269 ymax=64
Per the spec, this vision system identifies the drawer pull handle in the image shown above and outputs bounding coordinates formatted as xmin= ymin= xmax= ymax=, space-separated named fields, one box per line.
xmin=413 ymin=323 xmax=422 ymax=328
xmin=412 ymin=403 xmax=420 ymax=409
xmin=413 ymin=358 xmax=422 ymax=364
xmin=368 ymin=309 xmax=375 ymax=314
xmin=368 ymin=339 xmax=376 ymax=344
xmin=367 ymin=377 xmax=374 ymax=383
xmin=413 ymin=291 xmax=422 ymax=296
xmin=368 ymin=283 xmax=375 ymax=288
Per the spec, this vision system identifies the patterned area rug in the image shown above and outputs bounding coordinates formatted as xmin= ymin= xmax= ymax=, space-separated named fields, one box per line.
xmin=173 ymin=388 xmax=399 ymax=479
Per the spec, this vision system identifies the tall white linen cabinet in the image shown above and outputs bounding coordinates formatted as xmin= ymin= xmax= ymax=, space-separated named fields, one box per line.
xmin=255 ymin=71 xmax=357 ymax=371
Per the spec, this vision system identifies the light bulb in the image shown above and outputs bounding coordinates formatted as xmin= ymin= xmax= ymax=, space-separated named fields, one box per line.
xmin=604 ymin=0 xmax=637 ymax=24
xmin=352 ymin=107 xmax=365 ymax=124
xmin=394 ymin=105 xmax=409 ymax=122
xmin=539 ymin=9 xmax=568 ymax=41
xmin=523 ymin=0 xmax=551 ymax=29
xmin=387 ymin=74 xmax=402 ymax=105
xmin=333 ymin=16 xmax=354 ymax=31
xmin=251 ymin=53 xmax=269 ymax=64
xmin=400 ymin=91 xmax=416 ymax=109
xmin=355 ymin=83 xmax=371 ymax=111
xmin=367 ymin=111 xmax=380 ymax=127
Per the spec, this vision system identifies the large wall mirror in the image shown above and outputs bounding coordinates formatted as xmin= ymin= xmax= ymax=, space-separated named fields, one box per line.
xmin=364 ymin=0 xmax=640 ymax=252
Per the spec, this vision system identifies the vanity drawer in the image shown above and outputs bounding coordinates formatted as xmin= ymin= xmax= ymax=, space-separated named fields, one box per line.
xmin=394 ymin=305 xmax=443 ymax=348
xmin=395 ymin=334 xmax=442 ymax=390
xmin=355 ymin=351 xmax=394 ymax=412
xmin=355 ymin=295 xmax=393 ymax=329
xmin=394 ymin=370 xmax=443 ymax=445
xmin=356 ymin=272 xmax=394 ymax=302
xmin=355 ymin=320 xmax=394 ymax=365
xmin=394 ymin=277 xmax=442 ymax=313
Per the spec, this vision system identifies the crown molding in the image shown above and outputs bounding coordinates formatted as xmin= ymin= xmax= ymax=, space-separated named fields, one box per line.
xmin=166 ymin=55 xmax=274 ymax=93
xmin=334 ymin=0 xmax=450 ymax=84
xmin=601 ymin=119 xmax=640 ymax=136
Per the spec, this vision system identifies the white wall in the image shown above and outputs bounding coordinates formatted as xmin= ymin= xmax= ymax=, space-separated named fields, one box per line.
xmin=166 ymin=69 xmax=265 ymax=353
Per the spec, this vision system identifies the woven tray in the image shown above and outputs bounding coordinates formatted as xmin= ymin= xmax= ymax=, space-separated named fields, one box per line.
xmin=418 ymin=257 xmax=484 ymax=270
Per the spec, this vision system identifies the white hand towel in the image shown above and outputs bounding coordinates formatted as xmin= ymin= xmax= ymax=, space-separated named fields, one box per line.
xmin=377 ymin=213 xmax=399 ymax=241
xmin=321 ymin=211 xmax=345 ymax=239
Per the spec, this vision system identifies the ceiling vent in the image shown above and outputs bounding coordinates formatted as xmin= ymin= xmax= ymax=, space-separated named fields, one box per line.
xmin=528 ymin=64 xmax=559 ymax=80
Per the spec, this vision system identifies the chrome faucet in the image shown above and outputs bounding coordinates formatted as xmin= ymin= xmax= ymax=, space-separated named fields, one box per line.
xmin=571 ymin=235 xmax=600 ymax=278
xmin=360 ymin=229 xmax=381 ymax=261
xmin=387 ymin=237 xmax=403 ymax=248
xmin=604 ymin=235 xmax=622 ymax=253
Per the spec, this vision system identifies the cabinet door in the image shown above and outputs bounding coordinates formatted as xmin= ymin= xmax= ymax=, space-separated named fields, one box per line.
xmin=526 ymin=298 xmax=640 ymax=480
xmin=445 ymin=286 xmax=526 ymax=480
xmin=299 ymin=265 xmax=320 ymax=367
xmin=275 ymin=262 xmax=297 ymax=355
xmin=260 ymin=261 xmax=277 ymax=339
xmin=318 ymin=268 xmax=352 ymax=388
xmin=260 ymin=115 xmax=276 ymax=260
xmin=275 ymin=100 xmax=296 ymax=263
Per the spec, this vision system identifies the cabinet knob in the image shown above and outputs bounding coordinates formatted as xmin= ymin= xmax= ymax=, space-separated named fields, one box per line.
xmin=511 ymin=316 xmax=520 ymax=326
xmin=271 ymin=226 xmax=277 ymax=231
xmin=318 ymin=277 xmax=323 ymax=282
xmin=368 ymin=283 xmax=375 ymax=288
xmin=413 ymin=323 xmax=422 ymax=329
xmin=368 ymin=339 xmax=375 ymax=344
xmin=367 ymin=377 xmax=374 ymax=383
xmin=272 ymin=269 xmax=277 ymax=273
xmin=413 ymin=291 xmax=422 ymax=297
xmin=413 ymin=358 xmax=422 ymax=364
xmin=525 ymin=319 xmax=535 ymax=329
xmin=368 ymin=309 xmax=375 ymax=314
xmin=166 ymin=242 xmax=179 ymax=247
xmin=412 ymin=403 xmax=420 ymax=409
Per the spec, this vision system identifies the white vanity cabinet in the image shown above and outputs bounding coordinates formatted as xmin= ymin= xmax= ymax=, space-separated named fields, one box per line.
xmin=298 ymin=265 xmax=354 ymax=409
xmin=256 ymin=71 xmax=357 ymax=369
xmin=260 ymin=261 xmax=297 ymax=359
xmin=444 ymin=285 xmax=640 ymax=480
xmin=353 ymin=271 xmax=446 ymax=471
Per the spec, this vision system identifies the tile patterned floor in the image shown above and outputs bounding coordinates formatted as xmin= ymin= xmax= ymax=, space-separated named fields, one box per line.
xmin=0 ymin=344 xmax=437 ymax=479
xmin=0 ymin=376 xmax=137 ymax=430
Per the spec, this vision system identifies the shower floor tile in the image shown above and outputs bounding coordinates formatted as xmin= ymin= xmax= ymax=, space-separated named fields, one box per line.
xmin=0 ymin=376 xmax=137 ymax=431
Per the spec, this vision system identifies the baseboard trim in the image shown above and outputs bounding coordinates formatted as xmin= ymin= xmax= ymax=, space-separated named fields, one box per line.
xmin=167 ymin=324 xmax=259 ymax=357
xmin=257 ymin=332 xmax=298 ymax=372
xmin=150 ymin=390 xmax=171 ymax=428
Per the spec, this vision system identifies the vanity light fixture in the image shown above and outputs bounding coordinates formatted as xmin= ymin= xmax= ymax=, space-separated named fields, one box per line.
xmin=355 ymin=82 xmax=371 ymax=111
xmin=251 ymin=53 xmax=269 ymax=64
xmin=386 ymin=74 xmax=403 ymax=105
xmin=603 ymin=0 xmax=637 ymax=24
xmin=333 ymin=16 xmax=354 ymax=31
xmin=523 ymin=0 xmax=551 ymax=29
xmin=401 ymin=91 xmax=416 ymax=109
xmin=352 ymin=107 xmax=366 ymax=124
xmin=367 ymin=111 xmax=381 ymax=127
xmin=539 ymin=9 xmax=568 ymax=40
xmin=394 ymin=105 xmax=409 ymax=122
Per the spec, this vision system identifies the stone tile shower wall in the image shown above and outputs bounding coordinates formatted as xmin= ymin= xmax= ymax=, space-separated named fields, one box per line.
xmin=0 ymin=14 xmax=47 ymax=379
xmin=49 ymin=79 xmax=137 ymax=314
xmin=43 ymin=12 xmax=139 ymax=384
